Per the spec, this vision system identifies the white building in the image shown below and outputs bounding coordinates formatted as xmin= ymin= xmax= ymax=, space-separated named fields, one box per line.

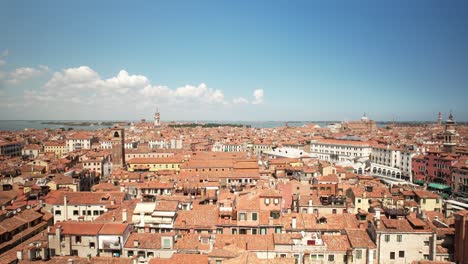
xmin=310 ymin=139 xmax=372 ymax=162
xmin=22 ymin=144 xmax=41 ymax=158
xmin=49 ymin=192 xmax=127 ymax=223
xmin=132 ymin=201 xmax=179 ymax=232
xmin=169 ymin=138 xmax=183 ymax=149
xmin=212 ymin=142 xmax=246 ymax=152
xmin=370 ymin=145 xmax=417 ymax=182
xmin=67 ymin=134 xmax=94 ymax=152
xmin=148 ymin=138 xmax=166 ymax=149
xmin=263 ymin=147 xmax=315 ymax=159
xmin=368 ymin=210 xmax=436 ymax=263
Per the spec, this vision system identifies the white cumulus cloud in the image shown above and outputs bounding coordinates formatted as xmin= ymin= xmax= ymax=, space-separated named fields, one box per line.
xmin=252 ymin=89 xmax=264 ymax=104
xmin=7 ymin=66 xmax=49 ymax=84
xmin=25 ymin=66 xmax=231 ymax=107
xmin=16 ymin=65 xmax=264 ymax=119
xmin=233 ymin=97 xmax=249 ymax=104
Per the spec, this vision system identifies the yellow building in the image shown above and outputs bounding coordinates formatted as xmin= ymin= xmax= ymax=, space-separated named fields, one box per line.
xmin=127 ymin=157 xmax=181 ymax=172
xmin=413 ymin=190 xmax=442 ymax=212
xmin=44 ymin=141 xmax=68 ymax=157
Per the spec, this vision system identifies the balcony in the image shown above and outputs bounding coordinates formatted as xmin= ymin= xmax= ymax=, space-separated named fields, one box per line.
xmin=102 ymin=241 xmax=121 ymax=250
xmin=219 ymin=207 xmax=233 ymax=212
xmin=291 ymin=244 xmax=328 ymax=253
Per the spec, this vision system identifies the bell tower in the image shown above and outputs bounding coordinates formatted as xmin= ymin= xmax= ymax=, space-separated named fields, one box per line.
xmin=443 ymin=112 xmax=457 ymax=153
xmin=154 ymin=108 xmax=161 ymax=127
xmin=111 ymin=125 xmax=125 ymax=168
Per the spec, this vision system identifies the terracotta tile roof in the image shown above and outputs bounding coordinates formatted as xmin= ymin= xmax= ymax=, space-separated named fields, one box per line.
xmin=94 ymin=200 xmax=138 ymax=223
xmin=127 ymin=157 xmax=182 ymax=164
xmin=345 ymin=229 xmax=376 ymax=249
xmin=223 ymin=252 xmax=295 ymax=264
xmin=378 ymin=218 xmax=432 ymax=233
xmin=14 ymin=209 xmax=43 ymax=223
xmin=208 ymin=246 xmax=243 ymax=258
xmin=137 ymin=181 xmax=174 ymax=189
xmin=214 ymin=234 xmax=274 ymax=251
xmin=174 ymin=233 xmax=211 ymax=251
xmin=174 ymin=206 xmax=218 ymax=229
xmin=413 ymin=190 xmax=440 ymax=199
xmin=18 ymin=256 xmax=133 ymax=264
xmin=124 ymin=232 xmax=175 ymax=249
xmin=273 ymin=233 xmax=302 ymax=245
xmin=236 ymin=193 xmax=261 ymax=211
xmin=45 ymin=191 xmax=126 ymax=205
xmin=98 ymin=223 xmax=129 ymax=235
xmin=316 ymin=174 xmax=339 ymax=183
xmin=49 ymin=222 xmax=104 ymax=236
xmin=149 ymin=253 xmax=208 ymax=264
xmin=1 ymin=215 xmax=27 ymax=232
xmin=322 ymin=235 xmax=350 ymax=252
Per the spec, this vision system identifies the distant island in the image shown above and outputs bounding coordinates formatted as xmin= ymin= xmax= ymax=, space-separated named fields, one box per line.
xmin=169 ymin=123 xmax=250 ymax=128
xmin=41 ymin=121 xmax=130 ymax=127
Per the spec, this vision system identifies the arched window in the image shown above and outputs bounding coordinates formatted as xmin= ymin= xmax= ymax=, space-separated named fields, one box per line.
xmin=113 ymin=131 xmax=120 ymax=138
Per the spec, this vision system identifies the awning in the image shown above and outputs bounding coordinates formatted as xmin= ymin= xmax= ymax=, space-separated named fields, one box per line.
xmin=414 ymin=179 xmax=425 ymax=185
xmin=428 ymin=183 xmax=451 ymax=191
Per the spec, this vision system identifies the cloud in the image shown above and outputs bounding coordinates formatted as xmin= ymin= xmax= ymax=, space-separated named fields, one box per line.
xmin=14 ymin=65 xmax=264 ymax=119
xmin=140 ymin=82 xmax=226 ymax=104
xmin=25 ymin=66 xmax=231 ymax=107
xmin=6 ymin=65 xmax=49 ymax=84
xmin=233 ymin=97 xmax=249 ymax=104
xmin=0 ymin=49 xmax=8 ymax=67
xmin=252 ymin=89 xmax=264 ymax=104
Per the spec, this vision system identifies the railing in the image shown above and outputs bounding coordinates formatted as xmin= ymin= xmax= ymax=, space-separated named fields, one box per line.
xmin=291 ymin=244 xmax=327 ymax=253
xmin=102 ymin=242 xmax=121 ymax=250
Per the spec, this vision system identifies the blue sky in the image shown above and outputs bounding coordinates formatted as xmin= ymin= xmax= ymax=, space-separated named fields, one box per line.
xmin=0 ymin=0 xmax=467 ymax=121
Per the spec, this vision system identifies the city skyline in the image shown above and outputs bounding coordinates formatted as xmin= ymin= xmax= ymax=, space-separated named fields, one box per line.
xmin=1 ymin=0 xmax=467 ymax=121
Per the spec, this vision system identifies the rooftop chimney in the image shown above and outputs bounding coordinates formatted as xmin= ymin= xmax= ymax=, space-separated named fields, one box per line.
xmin=133 ymin=240 xmax=139 ymax=248
xmin=374 ymin=209 xmax=381 ymax=228
xmin=56 ymin=225 xmax=62 ymax=238
xmin=292 ymin=217 xmax=297 ymax=229
xmin=122 ymin=209 xmax=128 ymax=223
xmin=63 ymin=195 xmax=68 ymax=220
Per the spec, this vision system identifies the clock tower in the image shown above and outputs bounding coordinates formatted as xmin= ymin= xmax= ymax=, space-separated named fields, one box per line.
xmin=154 ymin=108 xmax=161 ymax=127
xmin=443 ymin=112 xmax=457 ymax=153
xmin=111 ymin=125 xmax=125 ymax=168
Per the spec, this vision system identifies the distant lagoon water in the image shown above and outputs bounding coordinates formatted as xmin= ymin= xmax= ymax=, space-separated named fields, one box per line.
xmin=0 ymin=120 xmax=430 ymax=131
